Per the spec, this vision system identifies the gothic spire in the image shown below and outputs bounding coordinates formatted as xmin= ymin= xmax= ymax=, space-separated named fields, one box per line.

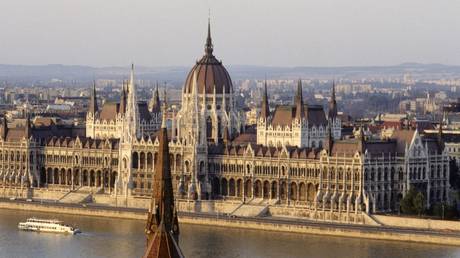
xmin=88 ymin=81 xmax=98 ymax=115
xmin=260 ymin=79 xmax=270 ymax=119
xmin=120 ymin=80 xmax=127 ymax=114
xmin=205 ymin=18 xmax=214 ymax=56
xmin=143 ymin=105 xmax=183 ymax=258
xmin=161 ymin=89 xmax=167 ymax=129
xmin=149 ymin=82 xmax=161 ymax=113
xmin=328 ymin=81 xmax=338 ymax=119
xmin=126 ymin=64 xmax=140 ymax=139
xmin=295 ymin=79 xmax=304 ymax=120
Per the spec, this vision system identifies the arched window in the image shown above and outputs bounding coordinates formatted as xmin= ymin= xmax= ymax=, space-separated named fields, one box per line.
xmin=206 ymin=117 xmax=213 ymax=139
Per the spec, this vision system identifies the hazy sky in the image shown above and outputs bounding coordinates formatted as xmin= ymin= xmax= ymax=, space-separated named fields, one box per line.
xmin=0 ymin=0 xmax=459 ymax=67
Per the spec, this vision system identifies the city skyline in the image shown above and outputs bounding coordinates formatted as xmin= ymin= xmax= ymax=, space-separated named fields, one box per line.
xmin=0 ymin=0 xmax=459 ymax=67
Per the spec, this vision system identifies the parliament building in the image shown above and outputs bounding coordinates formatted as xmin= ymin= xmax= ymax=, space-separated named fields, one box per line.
xmin=0 ymin=22 xmax=451 ymax=223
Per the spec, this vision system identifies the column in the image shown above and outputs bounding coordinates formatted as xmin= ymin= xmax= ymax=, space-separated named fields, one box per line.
xmin=71 ymin=169 xmax=74 ymax=190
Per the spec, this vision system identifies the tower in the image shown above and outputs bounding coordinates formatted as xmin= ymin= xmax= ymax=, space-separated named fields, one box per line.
xmin=328 ymin=81 xmax=338 ymax=120
xmin=88 ymin=81 xmax=98 ymax=116
xmin=260 ymin=80 xmax=270 ymax=120
xmin=295 ymin=79 xmax=304 ymax=121
xmin=328 ymin=81 xmax=341 ymax=140
xmin=174 ymin=19 xmax=240 ymax=200
xmin=86 ymin=81 xmax=98 ymax=138
xmin=143 ymin=103 xmax=183 ymax=258
xmin=124 ymin=64 xmax=140 ymax=141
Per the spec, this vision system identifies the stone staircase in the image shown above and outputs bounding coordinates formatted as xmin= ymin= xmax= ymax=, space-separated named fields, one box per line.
xmin=58 ymin=187 xmax=96 ymax=204
xmin=230 ymin=200 xmax=270 ymax=217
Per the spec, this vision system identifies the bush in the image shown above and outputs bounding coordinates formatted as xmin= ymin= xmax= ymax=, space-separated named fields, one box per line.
xmin=400 ymin=188 xmax=425 ymax=216
xmin=429 ymin=202 xmax=458 ymax=219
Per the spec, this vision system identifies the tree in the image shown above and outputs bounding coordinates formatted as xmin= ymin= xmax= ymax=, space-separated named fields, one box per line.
xmin=401 ymin=188 xmax=426 ymax=216
xmin=400 ymin=188 xmax=417 ymax=214
xmin=414 ymin=192 xmax=425 ymax=216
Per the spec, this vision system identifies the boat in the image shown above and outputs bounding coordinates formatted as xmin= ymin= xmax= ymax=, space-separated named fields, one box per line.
xmin=18 ymin=218 xmax=81 ymax=234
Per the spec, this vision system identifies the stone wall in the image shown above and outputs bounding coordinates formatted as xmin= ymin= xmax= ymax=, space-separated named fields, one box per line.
xmin=268 ymin=206 xmax=366 ymax=224
xmin=0 ymin=187 xmax=30 ymax=199
xmin=374 ymin=215 xmax=460 ymax=231
xmin=0 ymin=201 xmax=146 ymax=220
xmin=180 ymin=216 xmax=460 ymax=246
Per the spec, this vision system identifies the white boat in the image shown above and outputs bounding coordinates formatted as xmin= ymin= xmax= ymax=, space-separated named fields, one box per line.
xmin=18 ymin=218 xmax=81 ymax=234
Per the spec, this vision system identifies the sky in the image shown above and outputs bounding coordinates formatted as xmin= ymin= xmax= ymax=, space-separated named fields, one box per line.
xmin=0 ymin=0 xmax=459 ymax=67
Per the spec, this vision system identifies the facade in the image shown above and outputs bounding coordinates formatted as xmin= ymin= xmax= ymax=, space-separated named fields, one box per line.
xmin=256 ymin=80 xmax=341 ymax=148
xmin=86 ymin=70 xmax=162 ymax=140
xmin=0 ymin=21 xmax=451 ymax=223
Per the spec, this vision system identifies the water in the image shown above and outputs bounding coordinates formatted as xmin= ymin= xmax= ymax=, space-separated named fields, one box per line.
xmin=0 ymin=209 xmax=459 ymax=258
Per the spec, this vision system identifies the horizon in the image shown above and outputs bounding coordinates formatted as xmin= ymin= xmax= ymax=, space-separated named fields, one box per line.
xmin=1 ymin=62 xmax=459 ymax=69
xmin=0 ymin=0 xmax=459 ymax=67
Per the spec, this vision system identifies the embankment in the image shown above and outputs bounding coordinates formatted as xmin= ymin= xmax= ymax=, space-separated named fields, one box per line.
xmin=1 ymin=200 xmax=460 ymax=246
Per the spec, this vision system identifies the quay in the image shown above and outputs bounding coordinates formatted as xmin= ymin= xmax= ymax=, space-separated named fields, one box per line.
xmin=1 ymin=198 xmax=460 ymax=246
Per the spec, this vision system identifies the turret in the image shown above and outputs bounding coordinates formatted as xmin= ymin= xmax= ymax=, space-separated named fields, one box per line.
xmin=328 ymin=81 xmax=338 ymax=119
xmin=149 ymin=83 xmax=161 ymax=113
xmin=295 ymin=79 xmax=304 ymax=121
xmin=120 ymin=80 xmax=127 ymax=114
xmin=260 ymin=80 xmax=270 ymax=119
xmin=125 ymin=64 xmax=140 ymax=139
xmin=88 ymin=81 xmax=98 ymax=115
xmin=205 ymin=17 xmax=213 ymax=57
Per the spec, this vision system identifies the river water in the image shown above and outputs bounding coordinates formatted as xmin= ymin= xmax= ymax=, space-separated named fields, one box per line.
xmin=0 ymin=209 xmax=459 ymax=258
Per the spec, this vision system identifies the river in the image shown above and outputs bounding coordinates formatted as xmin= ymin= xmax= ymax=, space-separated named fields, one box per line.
xmin=0 ymin=209 xmax=459 ymax=258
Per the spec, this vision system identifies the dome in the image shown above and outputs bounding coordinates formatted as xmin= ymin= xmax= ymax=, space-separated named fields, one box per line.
xmin=183 ymin=21 xmax=233 ymax=95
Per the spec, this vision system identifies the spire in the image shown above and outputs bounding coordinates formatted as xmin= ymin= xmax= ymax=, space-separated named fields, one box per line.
xmin=328 ymin=81 xmax=338 ymax=119
xmin=205 ymin=17 xmax=214 ymax=56
xmin=1 ymin=118 xmax=8 ymax=140
xmin=143 ymin=110 xmax=183 ymax=258
xmin=120 ymin=80 xmax=127 ymax=114
xmin=130 ymin=63 xmax=135 ymax=86
xmin=126 ymin=64 xmax=140 ymax=139
xmin=295 ymin=79 xmax=304 ymax=120
xmin=88 ymin=81 xmax=98 ymax=115
xmin=260 ymin=79 xmax=270 ymax=119
xmin=149 ymin=82 xmax=161 ymax=113
xmin=161 ymin=90 xmax=167 ymax=129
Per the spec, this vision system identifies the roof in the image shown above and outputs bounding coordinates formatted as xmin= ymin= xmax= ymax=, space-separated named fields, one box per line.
xmin=390 ymin=130 xmax=415 ymax=153
xmin=270 ymin=104 xmax=327 ymax=128
xmin=98 ymin=101 xmax=152 ymax=122
xmin=232 ymin=133 xmax=257 ymax=144
xmin=99 ymin=102 xmax=120 ymax=121
xmin=183 ymin=21 xmax=232 ymax=95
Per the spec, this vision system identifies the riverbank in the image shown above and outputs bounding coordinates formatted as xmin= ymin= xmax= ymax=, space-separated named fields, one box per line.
xmin=1 ymin=199 xmax=460 ymax=246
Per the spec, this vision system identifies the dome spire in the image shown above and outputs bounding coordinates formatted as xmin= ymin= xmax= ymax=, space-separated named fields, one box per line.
xmin=205 ymin=16 xmax=214 ymax=56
